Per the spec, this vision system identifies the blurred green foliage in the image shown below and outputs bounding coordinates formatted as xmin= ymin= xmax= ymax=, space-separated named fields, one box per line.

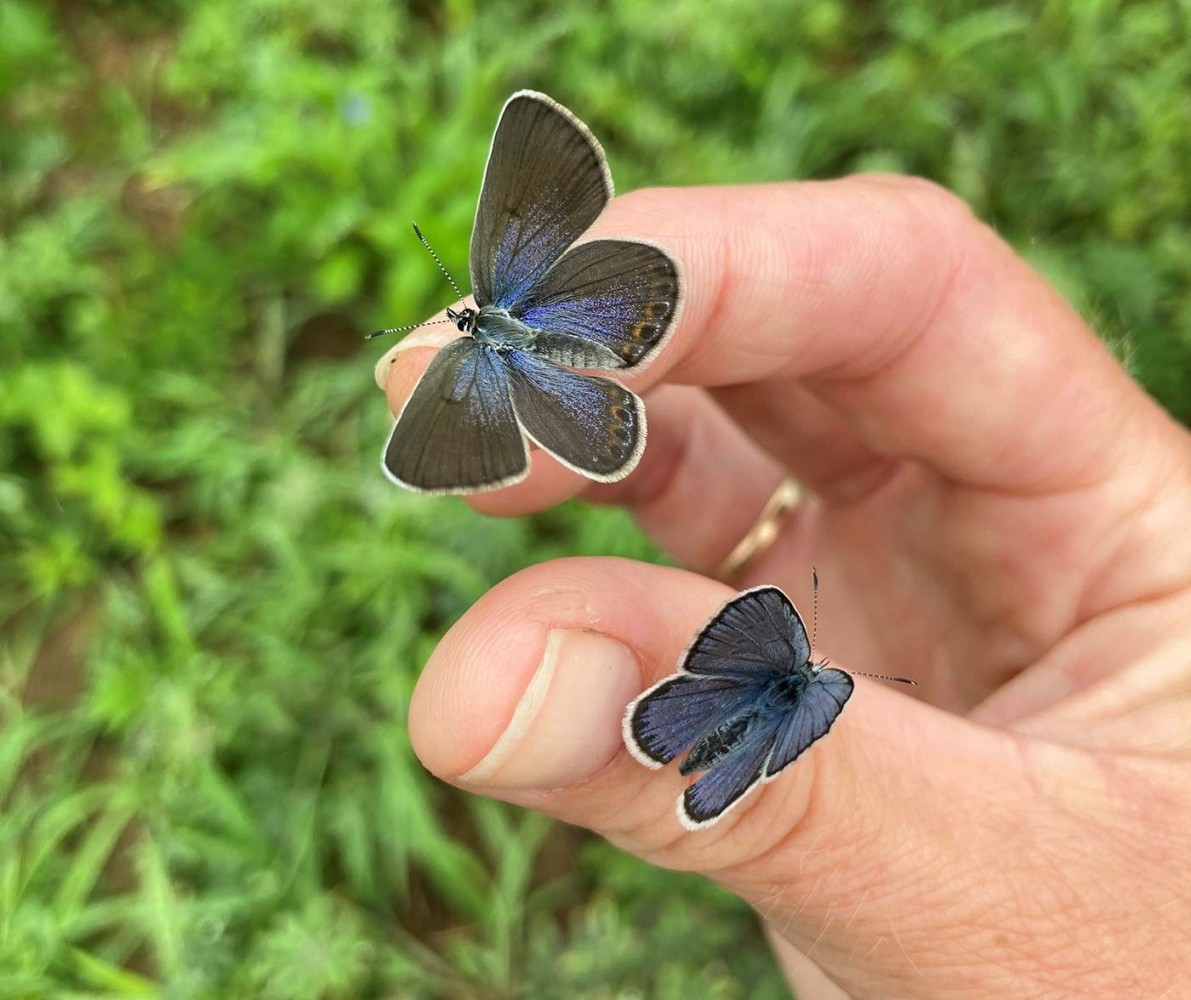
xmin=1 ymin=0 xmax=1187 ymax=995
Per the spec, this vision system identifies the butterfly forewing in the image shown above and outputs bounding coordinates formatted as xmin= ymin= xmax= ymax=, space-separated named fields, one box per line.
xmin=625 ymin=673 xmax=766 ymax=768
xmin=382 ymin=339 xmax=529 ymax=494
xmin=470 ymin=92 xmax=612 ymax=311
xmin=503 ymin=350 xmax=645 ymax=481
xmin=683 ymin=586 xmax=812 ymax=679
xmin=518 ymin=239 xmax=680 ymax=369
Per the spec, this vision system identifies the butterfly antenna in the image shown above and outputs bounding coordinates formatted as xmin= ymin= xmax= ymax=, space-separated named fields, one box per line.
xmin=852 ymin=671 xmax=918 ymax=686
xmin=811 ymin=570 xmax=916 ymax=686
xmin=810 ymin=566 xmax=820 ymax=654
xmin=412 ymin=222 xmax=466 ymax=302
xmin=365 ymin=224 xmax=468 ymax=340
xmin=362 ymin=316 xmax=450 ymax=340
xmin=365 ymin=317 xmax=453 ymax=341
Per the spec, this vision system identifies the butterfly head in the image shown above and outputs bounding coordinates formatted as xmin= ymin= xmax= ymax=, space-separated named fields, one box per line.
xmin=809 ymin=656 xmax=836 ymax=679
xmin=446 ymin=306 xmax=477 ymax=333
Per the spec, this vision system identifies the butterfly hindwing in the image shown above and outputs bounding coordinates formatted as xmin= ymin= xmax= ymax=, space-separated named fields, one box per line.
xmin=470 ymin=91 xmax=612 ymax=311
xmin=680 ymin=719 xmax=782 ymax=829
xmin=502 ymin=349 xmax=645 ymax=481
xmin=518 ymin=239 xmax=680 ymax=369
xmin=682 ymin=586 xmax=812 ymax=679
xmin=764 ymin=668 xmax=854 ymax=777
xmin=382 ymin=339 xmax=528 ymax=494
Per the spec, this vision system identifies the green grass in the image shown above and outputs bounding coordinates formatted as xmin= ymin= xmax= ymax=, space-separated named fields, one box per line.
xmin=1 ymin=0 xmax=1188 ymax=995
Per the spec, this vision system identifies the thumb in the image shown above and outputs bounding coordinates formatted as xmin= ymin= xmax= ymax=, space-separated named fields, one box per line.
xmin=409 ymin=558 xmax=1054 ymax=998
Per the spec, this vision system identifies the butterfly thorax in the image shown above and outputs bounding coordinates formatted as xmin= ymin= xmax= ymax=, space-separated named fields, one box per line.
xmin=761 ymin=668 xmax=815 ymax=710
xmin=471 ymin=307 xmax=538 ymax=351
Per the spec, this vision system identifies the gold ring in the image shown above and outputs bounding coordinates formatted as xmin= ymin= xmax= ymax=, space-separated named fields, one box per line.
xmin=715 ymin=477 xmax=804 ymax=581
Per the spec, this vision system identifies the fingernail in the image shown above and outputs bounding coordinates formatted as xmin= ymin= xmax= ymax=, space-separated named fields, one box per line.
xmin=372 ymin=327 xmax=463 ymax=389
xmin=460 ymin=629 xmax=642 ymax=790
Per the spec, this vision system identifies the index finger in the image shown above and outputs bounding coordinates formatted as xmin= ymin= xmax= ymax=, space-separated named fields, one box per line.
xmin=381 ymin=175 xmax=1165 ymax=501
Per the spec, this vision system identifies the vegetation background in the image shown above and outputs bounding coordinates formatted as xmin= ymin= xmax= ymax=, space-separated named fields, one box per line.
xmin=2 ymin=0 xmax=1188 ymax=996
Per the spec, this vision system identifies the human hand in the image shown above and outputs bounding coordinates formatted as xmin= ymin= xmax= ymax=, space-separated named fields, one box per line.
xmin=377 ymin=176 xmax=1191 ymax=998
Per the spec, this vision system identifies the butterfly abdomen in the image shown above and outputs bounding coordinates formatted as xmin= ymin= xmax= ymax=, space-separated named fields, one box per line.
xmin=680 ymin=714 xmax=755 ymax=775
xmin=473 ymin=308 xmax=538 ymax=351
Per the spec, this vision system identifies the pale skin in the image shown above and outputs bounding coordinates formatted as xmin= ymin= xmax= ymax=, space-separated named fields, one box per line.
xmin=377 ymin=176 xmax=1191 ymax=999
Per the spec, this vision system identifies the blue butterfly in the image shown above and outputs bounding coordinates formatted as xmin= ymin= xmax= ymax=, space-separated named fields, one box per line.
xmin=378 ymin=91 xmax=682 ymax=495
xmin=623 ymin=586 xmax=855 ymax=830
